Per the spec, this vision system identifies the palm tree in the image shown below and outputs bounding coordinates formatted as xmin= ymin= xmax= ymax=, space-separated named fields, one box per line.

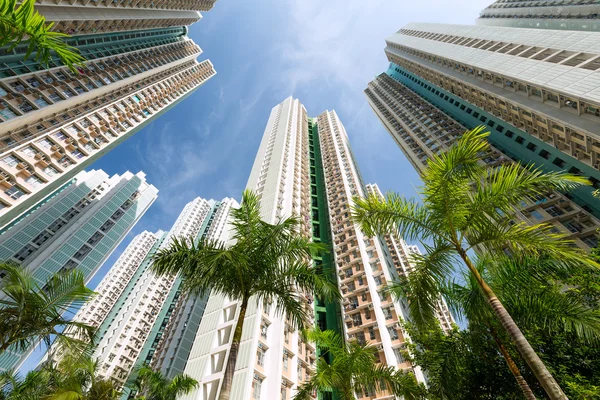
xmin=352 ymin=127 xmax=596 ymax=400
xmin=391 ymin=254 xmax=600 ymax=399
xmin=294 ymin=328 xmax=426 ymax=400
xmin=0 ymin=0 xmax=84 ymax=70
xmin=44 ymin=348 xmax=121 ymax=400
xmin=151 ymin=190 xmax=340 ymax=400
xmin=130 ymin=366 xmax=197 ymax=400
xmin=0 ymin=262 xmax=96 ymax=354
xmin=0 ymin=369 xmax=52 ymax=399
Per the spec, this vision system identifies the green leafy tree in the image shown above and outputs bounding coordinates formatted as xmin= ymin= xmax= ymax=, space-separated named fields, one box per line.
xmin=0 ymin=0 xmax=84 ymax=70
xmin=130 ymin=366 xmax=197 ymax=400
xmin=440 ymin=255 xmax=600 ymax=399
xmin=151 ymin=190 xmax=340 ymax=400
xmin=0 ymin=369 xmax=52 ymax=399
xmin=294 ymin=329 xmax=426 ymax=400
xmin=404 ymin=323 xmax=530 ymax=400
xmin=352 ymin=127 xmax=596 ymax=400
xmin=43 ymin=348 xmax=121 ymax=400
xmin=0 ymin=262 xmax=95 ymax=354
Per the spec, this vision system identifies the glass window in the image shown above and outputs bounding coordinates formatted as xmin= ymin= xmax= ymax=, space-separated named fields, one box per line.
xmin=2 ymin=155 xmax=20 ymax=167
xmin=5 ymin=185 xmax=24 ymax=200
xmin=21 ymin=147 xmax=37 ymax=158
xmin=43 ymin=166 xmax=58 ymax=177
xmin=24 ymin=175 xmax=43 ymax=188
xmin=252 ymin=378 xmax=262 ymax=399
xmin=0 ymin=102 xmax=17 ymax=120
xmin=71 ymin=150 xmax=84 ymax=159
xmin=530 ymin=210 xmax=543 ymax=220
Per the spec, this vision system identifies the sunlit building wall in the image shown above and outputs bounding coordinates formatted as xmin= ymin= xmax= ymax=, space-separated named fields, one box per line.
xmin=0 ymin=169 xmax=157 ymax=372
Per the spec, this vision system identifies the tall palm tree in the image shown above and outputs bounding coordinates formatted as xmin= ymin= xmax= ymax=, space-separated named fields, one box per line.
xmin=0 ymin=262 xmax=96 ymax=354
xmin=0 ymin=0 xmax=84 ymax=70
xmin=294 ymin=329 xmax=426 ymax=400
xmin=151 ymin=190 xmax=340 ymax=400
xmin=130 ymin=366 xmax=197 ymax=400
xmin=352 ymin=127 xmax=596 ymax=400
xmin=391 ymin=254 xmax=600 ymax=399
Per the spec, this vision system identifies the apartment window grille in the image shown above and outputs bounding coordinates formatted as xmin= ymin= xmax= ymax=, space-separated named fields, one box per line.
xmin=388 ymin=327 xmax=399 ymax=341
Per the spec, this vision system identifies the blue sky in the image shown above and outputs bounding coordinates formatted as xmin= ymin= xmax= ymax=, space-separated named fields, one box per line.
xmin=86 ymin=0 xmax=492 ymax=288
xmin=20 ymin=0 xmax=494 ymax=371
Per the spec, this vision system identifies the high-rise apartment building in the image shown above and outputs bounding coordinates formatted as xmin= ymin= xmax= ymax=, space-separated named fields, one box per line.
xmin=65 ymin=197 xmax=237 ymax=392
xmin=477 ymin=0 xmax=600 ymax=32
xmin=181 ymin=97 xmax=426 ymax=400
xmin=0 ymin=169 xmax=157 ymax=372
xmin=366 ymin=23 xmax=600 ymax=249
xmin=150 ymin=198 xmax=239 ymax=380
xmin=365 ymin=184 xmax=455 ymax=334
xmin=0 ymin=16 xmax=216 ymax=227
xmin=365 ymin=70 xmax=600 ymax=250
xmin=33 ymin=0 xmax=219 ymax=36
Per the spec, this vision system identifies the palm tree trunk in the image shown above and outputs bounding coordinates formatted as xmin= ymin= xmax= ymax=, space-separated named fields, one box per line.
xmin=457 ymin=247 xmax=566 ymax=400
xmin=218 ymin=297 xmax=248 ymax=400
xmin=488 ymin=325 xmax=536 ymax=400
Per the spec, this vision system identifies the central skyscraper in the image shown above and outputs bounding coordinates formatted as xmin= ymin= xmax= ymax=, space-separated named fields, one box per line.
xmin=180 ymin=97 xmax=449 ymax=400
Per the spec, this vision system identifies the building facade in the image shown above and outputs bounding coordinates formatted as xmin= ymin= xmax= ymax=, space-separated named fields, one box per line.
xmin=365 ymin=184 xmax=455 ymax=334
xmin=365 ymin=70 xmax=600 ymax=250
xmin=181 ymin=97 xmax=426 ymax=400
xmin=150 ymin=198 xmax=239 ymax=380
xmin=0 ymin=168 xmax=157 ymax=372
xmin=31 ymin=0 xmax=218 ymax=36
xmin=369 ymin=23 xmax=600 ymax=245
xmin=65 ymin=197 xmax=237 ymax=393
xmin=477 ymin=0 xmax=600 ymax=32
xmin=0 ymin=24 xmax=216 ymax=228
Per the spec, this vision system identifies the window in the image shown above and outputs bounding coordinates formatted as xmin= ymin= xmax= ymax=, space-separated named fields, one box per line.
xmin=252 ymin=378 xmax=263 ymax=399
xmin=393 ymin=347 xmax=405 ymax=364
xmin=87 ymin=231 xmax=104 ymax=246
xmin=256 ymin=348 xmax=265 ymax=367
xmin=2 ymin=155 xmax=20 ymax=167
xmin=62 ymin=259 xmax=78 ymax=272
xmin=283 ymin=354 xmax=289 ymax=371
xmin=14 ymin=244 xmax=36 ymax=261
xmin=43 ymin=166 xmax=58 ymax=177
xmin=543 ymin=206 xmax=564 ymax=217
xmin=581 ymin=235 xmax=599 ymax=248
xmin=552 ymin=157 xmax=566 ymax=168
xmin=5 ymin=185 xmax=24 ymax=200
xmin=281 ymin=388 xmax=287 ymax=400
xmin=539 ymin=149 xmax=551 ymax=159
xmin=48 ymin=218 xmax=67 ymax=233
xmin=73 ymin=244 xmax=92 ymax=260
xmin=71 ymin=150 xmax=84 ymax=159
xmin=388 ymin=327 xmax=399 ymax=341
xmin=384 ymin=307 xmax=393 ymax=320
xmin=525 ymin=142 xmax=536 ymax=151
xmin=563 ymin=220 xmax=583 ymax=233
xmin=530 ymin=210 xmax=543 ymax=220
xmin=99 ymin=219 xmax=115 ymax=233
xmin=38 ymin=138 xmax=54 ymax=149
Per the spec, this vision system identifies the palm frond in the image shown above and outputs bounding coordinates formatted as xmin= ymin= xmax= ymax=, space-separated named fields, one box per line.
xmin=0 ymin=0 xmax=84 ymax=71
xmin=352 ymin=193 xmax=442 ymax=241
